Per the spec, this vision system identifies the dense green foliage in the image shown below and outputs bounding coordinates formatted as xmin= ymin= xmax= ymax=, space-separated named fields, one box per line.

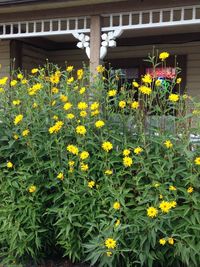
xmin=0 ymin=53 xmax=200 ymax=266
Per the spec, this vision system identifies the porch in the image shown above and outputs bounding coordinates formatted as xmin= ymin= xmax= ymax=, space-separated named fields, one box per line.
xmin=0 ymin=1 xmax=200 ymax=97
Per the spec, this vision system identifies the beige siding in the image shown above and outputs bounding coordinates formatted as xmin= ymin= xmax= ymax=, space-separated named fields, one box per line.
xmin=48 ymin=49 xmax=88 ymax=69
xmin=106 ymin=41 xmax=200 ymax=98
xmin=0 ymin=40 xmax=10 ymax=77
xmin=21 ymin=45 xmax=88 ymax=72
xmin=21 ymin=43 xmax=48 ymax=74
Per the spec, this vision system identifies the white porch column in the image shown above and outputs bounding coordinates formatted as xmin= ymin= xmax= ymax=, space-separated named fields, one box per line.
xmin=90 ymin=15 xmax=101 ymax=74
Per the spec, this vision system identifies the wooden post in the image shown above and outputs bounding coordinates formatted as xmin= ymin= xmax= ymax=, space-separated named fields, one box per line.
xmin=90 ymin=15 xmax=101 ymax=75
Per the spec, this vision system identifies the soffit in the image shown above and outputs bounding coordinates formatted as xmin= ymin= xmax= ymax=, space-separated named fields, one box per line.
xmin=0 ymin=0 xmax=127 ymax=13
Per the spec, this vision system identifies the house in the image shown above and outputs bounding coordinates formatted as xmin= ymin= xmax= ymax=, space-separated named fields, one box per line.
xmin=0 ymin=0 xmax=200 ymax=97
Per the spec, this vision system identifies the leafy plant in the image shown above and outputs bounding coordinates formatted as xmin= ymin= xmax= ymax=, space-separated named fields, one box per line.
xmin=0 ymin=52 xmax=200 ymax=266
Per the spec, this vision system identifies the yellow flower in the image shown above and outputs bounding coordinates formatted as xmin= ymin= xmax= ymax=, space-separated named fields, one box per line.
xmin=28 ymin=83 xmax=43 ymax=95
xmin=91 ymin=109 xmax=100 ymax=116
xmin=80 ymin=162 xmax=88 ymax=171
xmin=90 ymin=102 xmax=100 ymax=110
xmin=187 ymin=186 xmax=194 ymax=193
xmin=154 ymin=183 xmax=160 ymax=187
xmin=105 ymin=238 xmax=117 ymax=249
xmin=33 ymin=102 xmax=38 ymax=108
xmin=79 ymin=87 xmax=86 ymax=94
xmin=63 ymin=102 xmax=72 ymax=111
xmin=67 ymin=77 xmax=74 ymax=84
xmin=159 ymin=52 xmax=169 ymax=61
xmin=115 ymin=219 xmax=120 ymax=227
xmin=105 ymin=169 xmax=113 ymax=175
xmin=88 ymin=180 xmax=95 ymax=188
xmin=155 ymin=79 xmax=161 ymax=86
xmin=7 ymin=161 xmax=13 ymax=168
xmin=176 ymin=78 xmax=182 ymax=84
xmin=102 ymin=141 xmax=113 ymax=152
xmin=80 ymin=151 xmax=89 ymax=160
xmin=12 ymin=100 xmax=21 ymax=106
xmin=123 ymin=149 xmax=130 ymax=156
xmin=159 ymin=239 xmax=166 ymax=245
xmin=113 ymin=201 xmax=121 ymax=210
xmin=95 ymin=120 xmax=105 ymax=128
xmin=169 ymin=185 xmax=176 ymax=191
xmin=142 ymin=74 xmax=152 ymax=84
xmin=51 ymin=87 xmax=59 ymax=94
xmin=66 ymin=113 xmax=75 ymax=120
xmin=28 ymin=185 xmax=36 ymax=193
xmin=96 ymin=65 xmax=105 ymax=73
xmin=164 ymin=140 xmax=173 ymax=149
xmin=50 ymin=74 xmax=60 ymax=84
xmin=17 ymin=73 xmax=23 ymax=80
xmin=77 ymin=69 xmax=84 ymax=80
xmin=49 ymin=121 xmax=64 ymax=134
xmin=169 ymin=94 xmax=179 ymax=102
xmin=108 ymin=89 xmax=117 ymax=97
xmin=13 ymin=134 xmax=19 ymax=140
xmin=60 ymin=94 xmax=68 ymax=102
xmin=80 ymin=111 xmax=87 ymax=117
xmin=119 ymin=101 xmax=126 ymax=108
xmin=10 ymin=80 xmax=17 ymax=86
xmin=78 ymin=102 xmax=88 ymax=110
xmin=168 ymin=237 xmax=174 ymax=245
xmin=14 ymin=114 xmax=23 ymax=125
xmin=134 ymin=147 xmax=143 ymax=155
xmin=22 ymin=129 xmax=30 ymax=137
xmin=131 ymin=101 xmax=139 ymax=109
xmin=139 ymin=86 xmax=152 ymax=95
xmin=53 ymin=115 xmax=58 ymax=121
xmin=194 ymin=156 xmax=200 ymax=165
xmin=76 ymin=125 xmax=86 ymax=135
xmin=57 ymin=172 xmax=64 ymax=180
xmin=106 ymin=251 xmax=112 ymax=257
xmin=69 ymin=166 xmax=74 ymax=173
xmin=21 ymin=79 xmax=27 ymax=84
xmin=68 ymin=161 xmax=75 ymax=167
xmin=132 ymin=81 xmax=139 ymax=88
xmin=0 ymin=87 xmax=5 ymax=93
xmin=31 ymin=68 xmax=39 ymax=74
xmin=159 ymin=201 xmax=171 ymax=213
xmin=67 ymin=145 xmax=79 ymax=155
xmin=169 ymin=201 xmax=177 ymax=208
xmin=66 ymin=65 xmax=74 ymax=72
xmin=147 ymin=207 xmax=158 ymax=218
xmin=123 ymin=156 xmax=133 ymax=167
xmin=0 ymin=76 xmax=8 ymax=85
xmin=159 ymin=194 xmax=163 ymax=199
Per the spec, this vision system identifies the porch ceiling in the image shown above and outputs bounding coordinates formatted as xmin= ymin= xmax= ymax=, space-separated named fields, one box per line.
xmin=43 ymin=23 xmax=200 ymax=43
xmin=21 ymin=28 xmax=200 ymax=52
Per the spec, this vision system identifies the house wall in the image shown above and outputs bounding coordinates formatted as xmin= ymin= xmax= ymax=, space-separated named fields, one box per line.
xmin=105 ymin=41 xmax=200 ymax=98
xmin=19 ymin=43 xmax=88 ymax=72
xmin=48 ymin=49 xmax=88 ymax=69
xmin=21 ymin=43 xmax=48 ymax=73
xmin=0 ymin=40 xmax=10 ymax=77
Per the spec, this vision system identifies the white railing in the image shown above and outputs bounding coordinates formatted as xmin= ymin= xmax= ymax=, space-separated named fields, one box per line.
xmin=0 ymin=16 xmax=90 ymax=39
xmin=102 ymin=5 xmax=200 ymax=31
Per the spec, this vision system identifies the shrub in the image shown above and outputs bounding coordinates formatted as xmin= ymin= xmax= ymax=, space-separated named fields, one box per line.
xmin=0 ymin=52 xmax=200 ymax=267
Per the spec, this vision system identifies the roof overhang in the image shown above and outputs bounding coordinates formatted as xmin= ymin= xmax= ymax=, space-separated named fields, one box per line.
xmin=0 ymin=0 xmax=127 ymax=13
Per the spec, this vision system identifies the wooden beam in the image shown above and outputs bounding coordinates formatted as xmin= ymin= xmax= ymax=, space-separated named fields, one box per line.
xmin=90 ymin=15 xmax=101 ymax=74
